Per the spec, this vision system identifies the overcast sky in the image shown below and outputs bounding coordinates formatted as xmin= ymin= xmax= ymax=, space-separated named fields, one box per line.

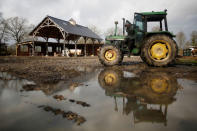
xmin=0 ymin=0 xmax=197 ymax=40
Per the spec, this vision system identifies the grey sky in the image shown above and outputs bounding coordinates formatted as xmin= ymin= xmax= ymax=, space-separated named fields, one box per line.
xmin=0 ymin=0 xmax=197 ymax=39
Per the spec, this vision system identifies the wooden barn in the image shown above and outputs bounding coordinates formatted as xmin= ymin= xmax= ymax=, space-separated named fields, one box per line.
xmin=16 ymin=16 xmax=103 ymax=56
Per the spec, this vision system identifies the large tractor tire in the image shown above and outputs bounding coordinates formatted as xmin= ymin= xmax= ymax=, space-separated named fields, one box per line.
xmin=141 ymin=35 xmax=178 ymax=66
xmin=140 ymin=71 xmax=178 ymax=104
xmin=98 ymin=44 xmax=123 ymax=66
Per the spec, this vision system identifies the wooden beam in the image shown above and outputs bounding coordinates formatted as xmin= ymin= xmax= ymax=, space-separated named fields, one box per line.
xmin=74 ymin=37 xmax=80 ymax=57
xmin=32 ymin=34 xmax=35 ymax=56
xmin=46 ymin=38 xmax=49 ymax=56
xmin=63 ymin=39 xmax=66 ymax=56
xmin=84 ymin=37 xmax=87 ymax=57
xmin=27 ymin=45 xmax=30 ymax=56
xmin=16 ymin=44 xmax=19 ymax=56
xmin=92 ymin=39 xmax=95 ymax=56
xmin=75 ymin=42 xmax=77 ymax=57
xmin=32 ymin=17 xmax=67 ymax=44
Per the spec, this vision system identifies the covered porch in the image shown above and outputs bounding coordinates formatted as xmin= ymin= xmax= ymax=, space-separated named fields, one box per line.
xmin=16 ymin=40 xmax=103 ymax=56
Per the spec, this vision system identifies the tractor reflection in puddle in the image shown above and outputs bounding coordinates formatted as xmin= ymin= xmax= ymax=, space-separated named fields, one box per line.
xmin=98 ymin=69 xmax=180 ymax=126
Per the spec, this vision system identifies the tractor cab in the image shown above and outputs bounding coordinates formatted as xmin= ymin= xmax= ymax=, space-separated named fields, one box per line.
xmin=126 ymin=10 xmax=174 ymax=48
xmin=134 ymin=10 xmax=169 ymax=32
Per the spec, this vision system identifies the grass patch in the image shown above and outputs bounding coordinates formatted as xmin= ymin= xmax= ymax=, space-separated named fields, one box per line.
xmin=176 ymin=56 xmax=197 ymax=65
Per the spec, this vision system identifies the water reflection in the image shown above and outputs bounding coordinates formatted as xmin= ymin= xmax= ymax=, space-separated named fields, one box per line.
xmin=0 ymin=72 xmax=35 ymax=94
xmin=0 ymin=67 xmax=196 ymax=131
xmin=20 ymin=67 xmax=99 ymax=96
xmin=98 ymin=69 xmax=180 ymax=126
xmin=38 ymin=105 xmax=86 ymax=125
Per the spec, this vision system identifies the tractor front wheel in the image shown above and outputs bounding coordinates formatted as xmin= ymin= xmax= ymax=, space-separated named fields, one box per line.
xmin=99 ymin=44 xmax=123 ymax=66
xmin=98 ymin=69 xmax=123 ymax=90
xmin=141 ymin=35 xmax=177 ymax=66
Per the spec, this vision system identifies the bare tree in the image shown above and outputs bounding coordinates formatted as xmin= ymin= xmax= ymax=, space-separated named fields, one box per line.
xmin=6 ymin=17 xmax=29 ymax=43
xmin=190 ymin=31 xmax=197 ymax=46
xmin=176 ymin=31 xmax=186 ymax=49
xmin=0 ymin=12 xmax=2 ymax=24
xmin=23 ymin=24 xmax=36 ymax=41
xmin=104 ymin=27 xmax=122 ymax=37
xmin=88 ymin=25 xmax=101 ymax=36
xmin=184 ymin=41 xmax=191 ymax=49
xmin=0 ymin=13 xmax=9 ymax=44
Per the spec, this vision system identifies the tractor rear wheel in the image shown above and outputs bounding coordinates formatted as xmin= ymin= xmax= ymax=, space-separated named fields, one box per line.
xmin=99 ymin=44 xmax=123 ymax=66
xmin=141 ymin=35 xmax=177 ymax=66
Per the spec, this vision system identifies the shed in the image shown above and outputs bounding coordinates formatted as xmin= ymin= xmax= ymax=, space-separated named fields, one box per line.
xmin=16 ymin=16 xmax=103 ymax=56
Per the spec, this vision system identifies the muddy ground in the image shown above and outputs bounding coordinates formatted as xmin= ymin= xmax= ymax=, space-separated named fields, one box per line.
xmin=0 ymin=56 xmax=197 ymax=131
xmin=0 ymin=56 xmax=197 ymax=85
xmin=0 ymin=56 xmax=141 ymax=84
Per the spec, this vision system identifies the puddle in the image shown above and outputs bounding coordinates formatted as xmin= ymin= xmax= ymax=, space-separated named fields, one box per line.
xmin=0 ymin=67 xmax=197 ymax=131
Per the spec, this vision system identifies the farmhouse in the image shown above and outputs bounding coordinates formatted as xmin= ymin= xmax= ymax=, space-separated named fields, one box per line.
xmin=16 ymin=16 xmax=103 ymax=56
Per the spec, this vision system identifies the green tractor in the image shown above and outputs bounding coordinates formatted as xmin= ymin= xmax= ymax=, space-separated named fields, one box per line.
xmin=99 ymin=10 xmax=178 ymax=66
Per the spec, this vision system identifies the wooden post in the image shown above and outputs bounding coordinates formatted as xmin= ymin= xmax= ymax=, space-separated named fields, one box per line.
xmin=46 ymin=38 xmax=49 ymax=56
xmin=32 ymin=35 xmax=35 ymax=56
xmin=92 ymin=39 xmax=95 ymax=56
xmin=84 ymin=37 xmax=87 ymax=57
xmin=52 ymin=45 xmax=56 ymax=56
xmin=16 ymin=44 xmax=20 ymax=56
xmin=46 ymin=43 xmax=48 ymax=56
xmin=52 ymin=45 xmax=55 ymax=52
xmin=75 ymin=41 xmax=77 ymax=57
xmin=19 ymin=45 xmax=21 ymax=56
xmin=74 ymin=37 xmax=81 ymax=57
xmin=62 ymin=32 xmax=68 ymax=56
xmin=27 ymin=45 xmax=30 ymax=56
xmin=63 ymin=39 xmax=66 ymax=56
xmin=41 ymin=45 xmax=44 ymax=56
xmin=59 ymin=46 xmax=61 ymax=53
xmin=16 ymin=44 xmax=18 ymax=56
xmin=57 ymin=38 xmax=60 ymax=44
xmin=57 ymin=38 xmax=60 ymax=54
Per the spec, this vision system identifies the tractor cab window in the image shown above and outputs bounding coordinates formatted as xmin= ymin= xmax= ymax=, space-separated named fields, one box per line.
xmin=134 ymin=14 xmax=144 ymax=31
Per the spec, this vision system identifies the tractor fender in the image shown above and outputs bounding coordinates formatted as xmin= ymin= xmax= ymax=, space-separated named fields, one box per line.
xmin=146 ymin=31 xmax=176 ymax=38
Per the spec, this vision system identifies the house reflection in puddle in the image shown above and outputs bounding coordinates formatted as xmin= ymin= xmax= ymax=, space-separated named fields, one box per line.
xmin=0 ymin=72 xmax=36 ymax=93
xmin=19 ymin=67 xmax=99 ymax=95
xmin=98 ymin=69 xmax=181 ymax=126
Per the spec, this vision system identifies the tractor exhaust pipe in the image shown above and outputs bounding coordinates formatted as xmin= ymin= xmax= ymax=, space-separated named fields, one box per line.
xmin=122 ymin=18 xmax=125 ymax=36
xmin=114 ymin=21 xmax=118 ymax=36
